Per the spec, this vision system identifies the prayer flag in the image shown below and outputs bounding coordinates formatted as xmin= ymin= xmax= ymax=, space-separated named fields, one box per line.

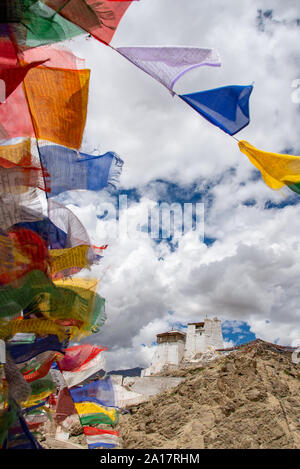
xmin=117 ymin=46 xmax=221 ymax=95
xmin=180 ymin=85 xmax=253 ymax=135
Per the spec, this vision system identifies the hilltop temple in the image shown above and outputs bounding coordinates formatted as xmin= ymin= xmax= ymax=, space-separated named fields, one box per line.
xmin=142 ymin=317 xmax=224 ymax=376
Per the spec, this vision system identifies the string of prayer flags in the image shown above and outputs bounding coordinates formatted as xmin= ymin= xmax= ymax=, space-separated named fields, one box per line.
xmin=238 ymin=140 xmax=300 ymax=193
xmin=44 ymin=0 xmax=132 ymax=45
xmin=24 ymin=65 xmax=90 ymax=149
xmin=38 ymin=145 xmax=124 ymax=196
xmin=180 ymin=85 xmax=253 ymax=135
xmin=117 ymin=46 xmax=221 ymax=95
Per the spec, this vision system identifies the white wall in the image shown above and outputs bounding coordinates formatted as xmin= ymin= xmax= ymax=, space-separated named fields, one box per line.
xmin=184 ymin=324 xmax=206 ymax=359
xmin=204 ymin=318 xmax=224 ymax=350
xmin=143 ymin=339 xmax=185 ymax=376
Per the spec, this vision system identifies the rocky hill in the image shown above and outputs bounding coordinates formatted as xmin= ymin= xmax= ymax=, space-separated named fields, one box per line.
xmin=119 ymin=340 xmax=300 ymax=449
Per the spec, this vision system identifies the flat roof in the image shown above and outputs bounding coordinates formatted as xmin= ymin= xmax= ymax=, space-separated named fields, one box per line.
xmin=157 ymin=330 xmax=186 ymax=337
xmin=187 ymin=322 xmax=204 ymax=327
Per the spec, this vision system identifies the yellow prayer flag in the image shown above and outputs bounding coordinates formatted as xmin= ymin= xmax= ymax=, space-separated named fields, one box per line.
xmin=74 ymin=402 xmax=117 ymax=421
xmin=50 ymin=245 xmax=90 ymax=275
xmin=239 ymin=140 xmax=300 ymax=190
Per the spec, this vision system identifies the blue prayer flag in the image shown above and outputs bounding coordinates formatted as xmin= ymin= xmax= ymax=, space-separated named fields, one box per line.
xmin=7 ymin=335 xmax=64 ymax=364
xmin=38 ymin=145 xmax=123 ymax=197
xmin=70 ymin=377 xmax=115 ymax=408
xmin=180 ymin=85 xmax=253 ymax=135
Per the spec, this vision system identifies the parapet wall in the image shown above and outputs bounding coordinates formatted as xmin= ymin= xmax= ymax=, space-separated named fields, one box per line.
xmin=110 ymin=375 xmax=184 ymax=408
xmin=123 ymin=376 xmax=184 ymax=397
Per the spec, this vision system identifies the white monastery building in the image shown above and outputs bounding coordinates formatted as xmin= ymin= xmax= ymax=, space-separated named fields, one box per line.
xmin=142 ymin=317 xmax=224 ymax=376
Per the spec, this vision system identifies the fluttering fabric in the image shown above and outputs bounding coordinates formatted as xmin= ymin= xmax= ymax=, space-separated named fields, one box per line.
xmin=49 ymin=245 xmax=90 ymax=277
xmin=74 ymin=402 xmax=118 ymax=426
xmin=0 ymin=188 xmax=44 ymax=230
xmin=22 ymin=44 xmax=86 ymax=70
xmin=15 ymin=199 xmax=91 ymax=250
xmin=52 ymin=278 xmax=106 ymax=335
xmin=24 ymin=65 xmax=90 ymax=149
xmin=180 ymin=85 xmax=253 ymax=135
xmin=59 ymin=350 xmax=106 ymax=388
xmin=55 ymin=386 xmax=77 ymax=425
xmin=0 ymin=84 xmax=34 ymax=142
xmin=69 ymin=376 xmax=115 ymax=407
xmin=238 ymin=140 xmax=300 ymax=193
xmin=0 ymin=4 xmax=116 ymax=442
xmin=14 ymin=217 xmax=68 ymax=250
xmin=0 ymin=139 xmax=49 ymax=194
xmin=23 ymin=373 xmax=56 ymax=406
xmin=0 ymin=268 xmax=105 ymax=342
xmin=0 ymin=227 xmax=49 ymax=285
xmin=44 ymin=0 xmax=132 ymax=45
xmin=0 ymin=1 xmax=84 ymax=49
xmin=20 ymin=352 xmax=60 ymax=383
xmin=0 ymin=163 xmax=49 ymax=194
xmin=117 ymin=47 xmax=221 ymax=95
xmin=0 ymin=269 xmax=61 ymax=319
xmin=0 ymin=33 xmax=46 ymax=98
xmin=83 ymin=426 xmax=119 ymax=449
xmin=46 ymin=199 xmax=91 ymax=248
xmin=38 ymin=144 xmax=124 ymax=196
xmin=0 ymin=318 xmax=66 ymax=342
xmin=56 ymin=344 xmax=107 ymax=372
xmin=7 ymin=334 xmax=63 ymax=364
xmin=16 ymin=198 xmax=91 ymax=251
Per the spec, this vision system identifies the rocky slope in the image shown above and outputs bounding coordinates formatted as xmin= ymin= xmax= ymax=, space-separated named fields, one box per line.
xmin=119 ymin=340 xmax=300 ymax=449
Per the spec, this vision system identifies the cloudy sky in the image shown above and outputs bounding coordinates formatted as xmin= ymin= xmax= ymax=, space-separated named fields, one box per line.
xmin=56 ymin=0 xmax=300 ymax=370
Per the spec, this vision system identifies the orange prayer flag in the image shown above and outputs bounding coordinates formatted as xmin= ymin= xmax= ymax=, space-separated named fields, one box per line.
xmin=24 ymin=66 xmax=90 ymax=149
